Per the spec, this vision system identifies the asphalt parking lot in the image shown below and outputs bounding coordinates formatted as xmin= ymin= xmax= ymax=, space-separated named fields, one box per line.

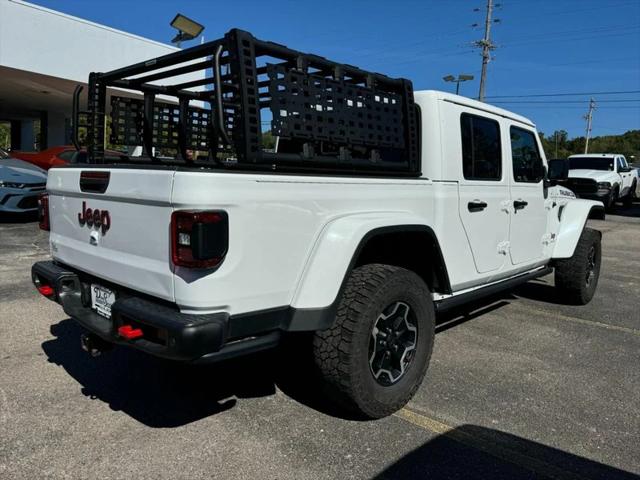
xmin=1 ymin=205 xmax=639 ymax=480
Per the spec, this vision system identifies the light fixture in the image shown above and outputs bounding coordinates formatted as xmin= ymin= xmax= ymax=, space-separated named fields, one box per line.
xmin=170 ymin=14 xmax=205 ymax=47
xmin=443 ymin=74 xmax=475 ymax=95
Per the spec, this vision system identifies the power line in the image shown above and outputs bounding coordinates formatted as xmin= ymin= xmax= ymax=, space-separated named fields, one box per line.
xmin=548 ymin=56 xmax=640 ymax=67
xmin=486 ymin=90 xmax=640 ymax=99
xmin=486 ymin=105 xmax=640 ymax=109
xmin=492 ymin=99 xmax=640 ymax=104
xmin=505 ymin=0 xmax=640 ymax=22
xmin=501 ymin=24 xmax=638 ymax=43
xmin=502 ymin=29 xmax=640 ymax=48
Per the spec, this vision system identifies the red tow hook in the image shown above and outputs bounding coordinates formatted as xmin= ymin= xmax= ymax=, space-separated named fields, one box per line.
xmin=38 ymin=285 xmax=55 ymax=297
xmin=118 ymin=325 xmax=143 ymax=340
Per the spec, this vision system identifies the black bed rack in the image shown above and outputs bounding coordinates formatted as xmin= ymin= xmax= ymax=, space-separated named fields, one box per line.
xmin=73 ymin=28 xmax=421 ymax=176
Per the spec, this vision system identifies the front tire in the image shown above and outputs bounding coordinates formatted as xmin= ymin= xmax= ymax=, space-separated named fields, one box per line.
xmin=554 ymin=227 xmax=602 ymax=305
xmin=623 ymin=181 xmax=636 ymax=207
xmin=313 ymin=264 xmax=435 ymax=419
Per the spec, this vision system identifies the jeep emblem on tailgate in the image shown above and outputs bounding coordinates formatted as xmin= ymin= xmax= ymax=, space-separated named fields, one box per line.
xmin=78 ymin=201 xmax=111 ymax=235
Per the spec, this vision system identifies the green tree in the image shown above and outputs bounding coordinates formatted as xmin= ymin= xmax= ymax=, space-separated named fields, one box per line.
xmin=262 ymin=130 xmax=276 ymax=151
xmin=538 ymin=130 xmax=639 ymax=162
xmin=0 ymin=122 xmax=10 ymax=149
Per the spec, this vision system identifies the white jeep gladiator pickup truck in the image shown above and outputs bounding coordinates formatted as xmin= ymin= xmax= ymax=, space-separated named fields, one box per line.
xmin=566 ymin=153 xmax=638 ymax=209
xmin=32 ymin=29 xmax=604 ymax=418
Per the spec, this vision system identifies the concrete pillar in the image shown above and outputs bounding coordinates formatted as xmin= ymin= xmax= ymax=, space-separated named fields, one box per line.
xmin=46 ymin=111 xmax=67 ymax=147
xmin=20 ymin=120 xmax=35 ymax=151
xmin=39 ymin=111 xmax=48 ymax=149
xmin=10 ymin=120 xmax=21 ymax=150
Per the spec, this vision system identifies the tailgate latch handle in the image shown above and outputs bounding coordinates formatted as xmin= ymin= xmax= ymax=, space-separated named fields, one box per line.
xmin=79 ymin=171 xmax=110 ymax=194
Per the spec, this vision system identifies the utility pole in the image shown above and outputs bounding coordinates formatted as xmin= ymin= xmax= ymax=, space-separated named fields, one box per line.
xmin=475 ymin=0 xmax=497 ymax=102
xmin=555 ymin=131 xmax=559 ymax=158
xmin=584 ymin=98 xmax=596 ymax=154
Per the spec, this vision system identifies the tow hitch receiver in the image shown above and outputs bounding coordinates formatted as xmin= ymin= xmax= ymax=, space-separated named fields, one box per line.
xmin=80 ymin=333 xmax=113 ymax=357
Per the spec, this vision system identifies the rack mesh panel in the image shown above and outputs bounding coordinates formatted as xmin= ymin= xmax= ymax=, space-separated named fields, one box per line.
xmin=109 ymin=97 xmax=213 ymax=150
xmin=267 ymin=64 xmax=404 ymax=148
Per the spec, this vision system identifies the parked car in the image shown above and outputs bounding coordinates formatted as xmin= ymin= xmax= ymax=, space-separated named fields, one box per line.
xmin=32 ymin=29 xmax=604 ymax=419
xmin=11 ymin=145 xmax=76 ymax=170
xmin=12 ymin=145 xmax=128 ymax=170
xmin=565 ymin=153 xmax=637 ymax=209
xmin=0 ymin=148 xmax=47 ymax=213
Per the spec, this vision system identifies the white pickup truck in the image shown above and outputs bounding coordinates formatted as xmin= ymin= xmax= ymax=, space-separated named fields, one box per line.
xmin=32 ymin=29 xmax=604 ymax=418
xmin=566 ymin=153 xmax=638 ymax=209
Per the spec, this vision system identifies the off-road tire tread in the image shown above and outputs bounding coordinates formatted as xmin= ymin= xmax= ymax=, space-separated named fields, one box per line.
xmin=554 ymin=227 xmax=601 ymax=304
xmin=623 ymin=180 xmax=636 ymax=206
xmin=312 ymin=264 xmax=433 ymax=418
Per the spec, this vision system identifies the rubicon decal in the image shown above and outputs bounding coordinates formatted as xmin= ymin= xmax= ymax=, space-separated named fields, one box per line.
xmin=78 ymin=201 xmax=111 ymax=235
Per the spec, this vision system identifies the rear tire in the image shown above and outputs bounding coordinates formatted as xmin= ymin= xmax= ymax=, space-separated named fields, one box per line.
xmin=606 ymin=188 xmax=617 ymax=211
xmin=554 ymin=227 xmax=601 ymax=305
xmin=623 ymin=181 xmax=636 ymax=207
xmin=313 ymin=264 xmax=435 ymax=419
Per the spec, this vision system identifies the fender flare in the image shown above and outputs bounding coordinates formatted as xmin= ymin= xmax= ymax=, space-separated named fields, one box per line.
xmin=552 ymin=200 xmax=604 ymax=259
xmin=288 ymin=212 xmax=449 ymax=330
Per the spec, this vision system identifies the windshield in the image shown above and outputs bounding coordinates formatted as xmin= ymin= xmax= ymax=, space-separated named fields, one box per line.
xmin=569 ymin=157 xmax=614 ymax=171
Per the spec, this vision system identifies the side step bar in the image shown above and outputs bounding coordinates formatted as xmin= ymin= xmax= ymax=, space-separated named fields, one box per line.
xmin=435 ymin=267 xmax=553 ymax=313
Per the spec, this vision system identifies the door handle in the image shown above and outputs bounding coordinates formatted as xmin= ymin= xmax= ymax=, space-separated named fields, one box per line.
xmin=468 ymin=200 xmax=488 ymax=212
xmin=514 ymin=200 xmax=528 ymax=210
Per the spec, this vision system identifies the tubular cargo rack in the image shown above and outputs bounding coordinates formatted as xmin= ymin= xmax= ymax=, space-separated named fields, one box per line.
xmin=74 ymin=28 xmax=421 ymax=176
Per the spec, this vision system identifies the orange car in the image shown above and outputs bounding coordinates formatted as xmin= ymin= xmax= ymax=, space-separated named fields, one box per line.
xmin=12 ymin=146 xmax=128 ymax=170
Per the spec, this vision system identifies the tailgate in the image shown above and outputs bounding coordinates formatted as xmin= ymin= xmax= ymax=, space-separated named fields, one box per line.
xmin=47 ymin=168 xmax=176 ymax=302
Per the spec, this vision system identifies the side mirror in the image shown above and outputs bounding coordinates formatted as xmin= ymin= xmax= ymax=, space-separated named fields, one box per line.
xmin=547 ymin=159 xmax=569 ymax=185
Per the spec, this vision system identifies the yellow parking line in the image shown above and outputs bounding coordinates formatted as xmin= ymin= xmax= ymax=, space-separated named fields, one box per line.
xmin=395 ymin=407 xmax=452 ymax=435
xmin=395 ymin=408 xmax=589 ymax=480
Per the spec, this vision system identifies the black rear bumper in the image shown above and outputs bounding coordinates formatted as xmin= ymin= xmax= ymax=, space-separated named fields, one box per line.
xmin=31 ymin=261 xmax=281 ymax=363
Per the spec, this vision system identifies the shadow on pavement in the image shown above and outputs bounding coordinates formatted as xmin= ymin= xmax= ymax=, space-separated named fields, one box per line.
xmin=42 ymin=319 xmax=278 ymax=427
xmin=511 ymin=277 xmax=571 ymax=305
xmin=42 ymin=318 xmax=353 ymax=425
xmin=0 ymin=211 xmax=38 ymax=223
xmin=374 ymin=424 xmax=639 ymax=479
xmin=37 ymin=290 xmax=532 ymax=426
xmin=607 ymin=198 xmax=640 ymax=219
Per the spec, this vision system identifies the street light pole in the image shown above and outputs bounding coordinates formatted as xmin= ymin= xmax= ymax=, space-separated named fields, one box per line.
xmin=443 ymin=74 xmax=475 ymax=96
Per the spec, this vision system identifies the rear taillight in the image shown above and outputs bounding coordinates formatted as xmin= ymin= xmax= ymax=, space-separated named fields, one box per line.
xmin=171 ymin=211 xmax=228 ymax=269
xmin=38 ymin=193 xmax=50 ymax=231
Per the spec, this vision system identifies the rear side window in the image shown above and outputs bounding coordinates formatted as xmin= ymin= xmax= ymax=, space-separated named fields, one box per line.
xmin=461 ymin=113 xmax=502 ymax=181
xmin=510 ymin=126 xmax=544 ymax=183
xmin=57 ymin=150 xmax=76 ymax=161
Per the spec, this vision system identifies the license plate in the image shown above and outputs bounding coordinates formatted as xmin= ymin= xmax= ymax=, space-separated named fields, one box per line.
xmin=91 ymin=284 xmax=115 ymax=318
